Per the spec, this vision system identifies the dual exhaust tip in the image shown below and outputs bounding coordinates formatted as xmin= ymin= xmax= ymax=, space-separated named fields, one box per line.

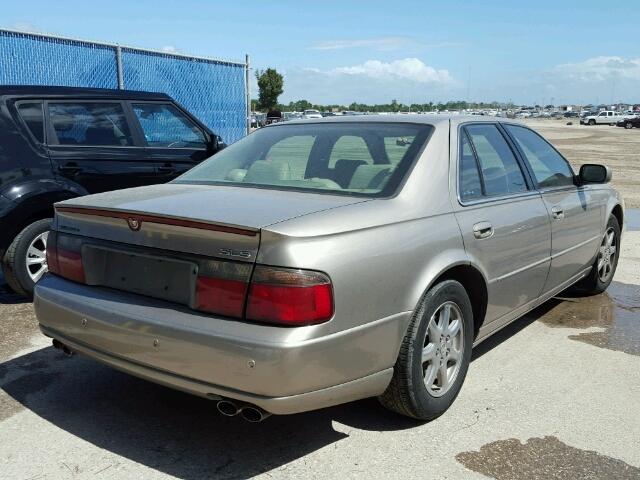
xmin=216 ymin=399 xmax=271 ymax=422
xmin=52 ymin=339 xmax=270 ymax=422
xmin=52 ymin=339 xmax=74 ymax=357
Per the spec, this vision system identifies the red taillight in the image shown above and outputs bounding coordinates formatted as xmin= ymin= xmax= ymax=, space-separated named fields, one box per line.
xmin=246 ymin=266 xmax=333 ymax=326
xmin=195 ymin=260 xmax=251 ymax=318
xmin=46 ymin=232 xmax=85 ymax=283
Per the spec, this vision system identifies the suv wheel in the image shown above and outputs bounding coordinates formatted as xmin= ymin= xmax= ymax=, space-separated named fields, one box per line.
xmin=625 ymin=122 xmax=633 ymax=129
xmin=588 ymin=119 xmax=596 ymax=125
xmin=2 ymin=219 xmax=52 ymax=297
xmin=379 ymin=280 xmax=473 ymax=420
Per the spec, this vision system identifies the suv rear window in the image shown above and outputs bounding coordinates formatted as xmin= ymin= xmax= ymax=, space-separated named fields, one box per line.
xmin=17 ymin=101 xmax=45 ymax=143
xmin=48 ymin=102 xmax=134 ymax=146
xmin=175 ymin=122 xmax=433 ymax=197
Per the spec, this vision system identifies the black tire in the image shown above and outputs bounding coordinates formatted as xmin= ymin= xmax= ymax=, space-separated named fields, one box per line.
xmin=588 ymin=119 xmax=596 ymax=126
xmin=625 ymin=122 xmax=633 ymax=129
xmin=379 ymin=280 xmax=473 ymax=420
xmin=572 ymin=215 xmax=620 ymax=296
xmin=1 ymin=218 xmax=52 ymax=297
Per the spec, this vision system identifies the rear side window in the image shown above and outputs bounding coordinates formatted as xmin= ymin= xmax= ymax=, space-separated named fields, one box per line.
xmin=17 ymin=101 xmax=45 ymax=143
xmin=132 ymin=103 xmax=206 ymax=148
xmin=504 ymin=125 xmax=574 ymax=188
xmin=459 ymin=132 xmax=483 ymax=200
xmin=464 ymin=124 xmax=528 ymax=197
xmin=48 ymin=103 xmax=134 ymax=146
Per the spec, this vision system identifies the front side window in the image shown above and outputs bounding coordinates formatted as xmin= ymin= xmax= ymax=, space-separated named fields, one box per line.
xmin=504 ymin=125 xmax=574 ymax=188
xmin=48 ymin=102 xmax=134 ymax=146
xmin=176 ymin=122 xmax=433 ymax=197
xmin=17 ymin=101 xmax=45 ymax=143
xmin=464 ymin=124 xmax=528 ymax=196
xmin=132 ymin=103 xmax=206 ymax=148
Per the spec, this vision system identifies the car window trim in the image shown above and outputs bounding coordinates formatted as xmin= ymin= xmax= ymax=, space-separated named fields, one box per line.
xmin=14 ymin=99 xmax=46 ymax=145
xmin=501 ymin=123 xmax=577 ymax=191
xmin=130 ymin=100 xmax=208 ymax=150
xmin=44 ymin=99 xmax=143 ymax=148
xmin=456 ymin=121 xmax=533 ymax=206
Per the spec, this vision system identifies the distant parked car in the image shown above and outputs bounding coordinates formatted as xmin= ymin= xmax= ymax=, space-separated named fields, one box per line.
xmin=303 ymin=109 xmax=323 ymax=119
xmin=35 ymin=115 xmax=623 ymax=422
xmin=0 ymin=85 xmax=224 ymax=296
xmin=616 ymin=116 xmax=640 ymax=129
xmin=265 ymin=109 xmax=284 ymax=125
xmin=580 ymin=110 xmax=625 ymax=125
xmin=563 ymin=112 xmax=579 ymax=118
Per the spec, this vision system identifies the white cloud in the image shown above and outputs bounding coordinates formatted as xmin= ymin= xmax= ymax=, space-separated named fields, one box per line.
xmin=553 ymin=56 xmax=640 ymax=82
xmin=161 ymin=45 xmax=179 ymax=54
xmin=310 ymin=37 xmax=412 ymax=51
xmin=330 ymin=58 xmax=454 ymax=85
xmin=309 ymin=37 xmax=465 ymax=52
xmin=9 ymin=22 xmax=43 ymax=33
xmin=279 ymin=59 xmax=458 ymax=105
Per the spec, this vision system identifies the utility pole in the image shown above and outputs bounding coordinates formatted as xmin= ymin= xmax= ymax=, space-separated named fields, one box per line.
xmin=245 ymin=54 xmax=251 ymax=134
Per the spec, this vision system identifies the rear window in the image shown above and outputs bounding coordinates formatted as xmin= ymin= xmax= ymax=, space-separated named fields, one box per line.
xmin=176 ymin=122 xmax=432 ymax=197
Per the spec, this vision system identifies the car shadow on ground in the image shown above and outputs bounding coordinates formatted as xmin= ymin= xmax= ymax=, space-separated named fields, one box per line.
xmin=0 ymin=300 xmax=555 ymax=480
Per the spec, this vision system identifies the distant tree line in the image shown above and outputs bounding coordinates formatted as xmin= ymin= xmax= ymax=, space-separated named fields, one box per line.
xmin=252 ymin=98 xmax=517 ymax=113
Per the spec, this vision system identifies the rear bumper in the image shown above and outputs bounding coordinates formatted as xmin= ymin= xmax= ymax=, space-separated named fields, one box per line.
xmin=34 ymin=275 xmax=407 ymax=414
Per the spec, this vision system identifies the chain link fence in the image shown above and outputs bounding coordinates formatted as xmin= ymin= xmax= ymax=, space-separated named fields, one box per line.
xmin=0 ymin=29 xmax=249 ymax=143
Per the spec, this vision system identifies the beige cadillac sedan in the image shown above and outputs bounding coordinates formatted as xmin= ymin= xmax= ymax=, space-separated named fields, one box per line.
xmin=34 ymin=115 xmax=623 ymax=422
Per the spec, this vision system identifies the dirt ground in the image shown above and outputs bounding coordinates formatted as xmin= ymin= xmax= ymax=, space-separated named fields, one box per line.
xmin=525 ymin=119 xmax=640 ymax=208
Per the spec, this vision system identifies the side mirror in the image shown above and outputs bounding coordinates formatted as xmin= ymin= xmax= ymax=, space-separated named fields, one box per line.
xmin=207 ymin=133 xmax=226 ymax=153
xmin=579 ymin=164 xmax=611 ymax=184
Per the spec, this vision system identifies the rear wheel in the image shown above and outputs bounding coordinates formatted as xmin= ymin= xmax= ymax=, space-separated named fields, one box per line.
xmin=572 ymin=215 xmax=620 ymax=295
xmin=379 ymin=280 xmax=473 ymax=420
xmin=2 ymin=219 xmax=52 ymax=297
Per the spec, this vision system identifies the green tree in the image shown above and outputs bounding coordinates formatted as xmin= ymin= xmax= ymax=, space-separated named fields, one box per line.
xmin=255 ymin=68 xmax=284 ymax=111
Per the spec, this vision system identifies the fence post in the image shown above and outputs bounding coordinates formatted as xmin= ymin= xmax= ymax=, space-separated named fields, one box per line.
xmin=245 ymin=54 xmax=251 ymax=134
xmin=116 ymin=45 xmax=124 ymax=89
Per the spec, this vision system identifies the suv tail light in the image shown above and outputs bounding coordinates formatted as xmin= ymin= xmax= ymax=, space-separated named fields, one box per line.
xmin=46 ymin=231 xmax=85 ymax=283
xmin=246 ymin=266 xmax=333 ymax=326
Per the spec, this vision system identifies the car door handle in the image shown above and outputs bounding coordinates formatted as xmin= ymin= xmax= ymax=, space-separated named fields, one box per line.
xmin=472 ymin=222 xmax=494 ymax=239
xmin=551 ymin=206 xmax=565 ymax=219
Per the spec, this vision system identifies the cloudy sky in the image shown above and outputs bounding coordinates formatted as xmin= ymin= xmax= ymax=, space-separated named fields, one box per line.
xmin=3 ymin=0 xmax=639 ymax=105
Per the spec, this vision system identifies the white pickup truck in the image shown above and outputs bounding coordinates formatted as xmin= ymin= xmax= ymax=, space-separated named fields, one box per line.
xmin=580 ymin=110 xmax=626 ymax=125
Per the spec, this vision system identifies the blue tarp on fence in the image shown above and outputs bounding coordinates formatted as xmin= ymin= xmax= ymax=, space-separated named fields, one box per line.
xmin=0 ymin=29 xmax=247 ymax=143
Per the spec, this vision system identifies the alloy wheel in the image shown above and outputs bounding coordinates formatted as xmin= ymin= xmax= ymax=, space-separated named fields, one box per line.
xmin=26 ymin=231 xmax=49 ymax=283
xmin=597 ymin=227 xmax=617 ymax=283
xmin=421 ymin=301 xmax=464 ymax=397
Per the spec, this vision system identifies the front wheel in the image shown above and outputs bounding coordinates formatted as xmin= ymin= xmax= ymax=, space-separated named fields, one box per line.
xmin=625 ymin=122 xmax=633 ymax=129
xmin=2 ymin=218 xmax=52 ymax=297
xmin=572 ymin=215 xmax=620 ymax=296
xmin=379 ymin=280 xmax=473 ymax=420
xmin=588 ymin=119 xmax=596 ymax=126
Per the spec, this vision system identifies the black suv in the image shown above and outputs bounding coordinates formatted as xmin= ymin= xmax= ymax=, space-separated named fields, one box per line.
xmin=0 ymin=85 xmax=224 ymax=296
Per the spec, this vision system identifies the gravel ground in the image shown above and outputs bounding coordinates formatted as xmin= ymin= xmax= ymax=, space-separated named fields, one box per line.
xmin=524 ymin=119 xmax=640 ymax=208
xmin=1 ymin=122 xmax=639 ymax=478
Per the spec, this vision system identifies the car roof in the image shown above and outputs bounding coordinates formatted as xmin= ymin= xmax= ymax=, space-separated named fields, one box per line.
xmin=0 ymin=85 xmax=171 ymax=101
xmin=275 ymin=114 xmax=521 ymax=128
